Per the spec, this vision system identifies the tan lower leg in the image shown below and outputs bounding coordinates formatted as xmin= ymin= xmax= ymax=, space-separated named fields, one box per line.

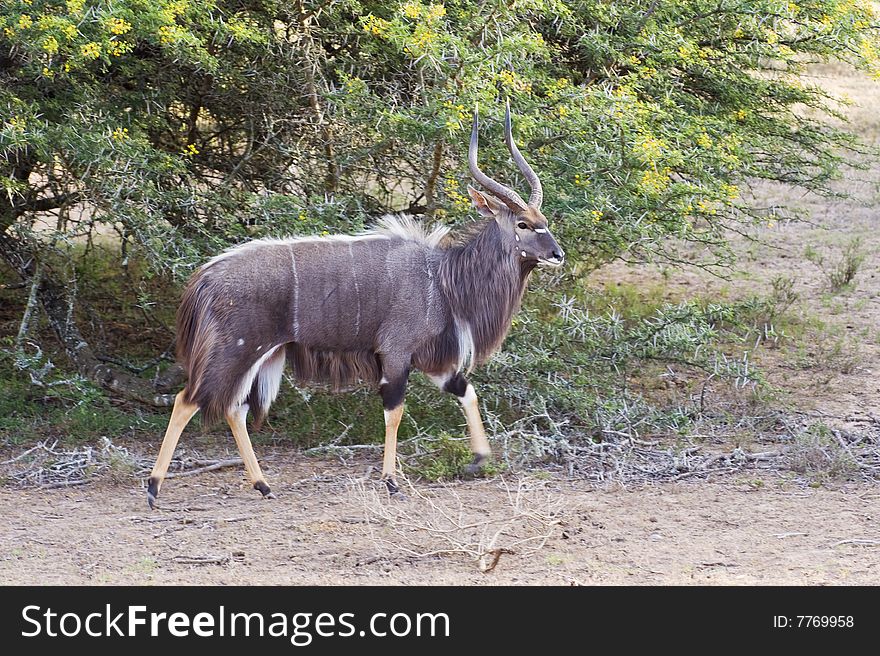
xmin=382 ymin=405 xmax=404 ymax=479
xmin=460 ymin=384 xmax=491 ymax=458
xmin=149 ymin=391 xmax=199 ymax=493
xmin=226 ymin=404 xmax=271 ymax=495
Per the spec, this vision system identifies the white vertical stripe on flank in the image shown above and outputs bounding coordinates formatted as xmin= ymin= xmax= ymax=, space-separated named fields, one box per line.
xmin=289 ymin=246 xmax=300 ymax=340
xmin=349 ymin=242 xmax=361 ymax=337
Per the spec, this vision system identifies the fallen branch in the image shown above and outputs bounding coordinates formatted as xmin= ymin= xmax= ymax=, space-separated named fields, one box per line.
xmin=171 ymin=555 xmax=230 ymax=565
xmin=164 ymin=458 xmax=243 ymax=479
xmin=831 ymin=539 xmax=880 ymax=548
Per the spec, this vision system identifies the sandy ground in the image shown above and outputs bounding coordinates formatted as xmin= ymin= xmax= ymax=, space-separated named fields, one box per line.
xmin=1 ymin=457 xmax=877 ymax=585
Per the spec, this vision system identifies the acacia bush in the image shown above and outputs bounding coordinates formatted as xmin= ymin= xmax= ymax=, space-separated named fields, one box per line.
xmin=1 ymin=1 xmax=879 ymax=449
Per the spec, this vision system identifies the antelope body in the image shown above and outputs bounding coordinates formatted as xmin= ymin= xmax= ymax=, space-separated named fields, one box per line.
xmin=147 ymin=105 xmax=563 ymax=507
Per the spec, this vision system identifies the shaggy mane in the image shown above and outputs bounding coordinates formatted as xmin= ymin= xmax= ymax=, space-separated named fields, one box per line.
xmin=376 ymin=214 xmax=451 ymax=248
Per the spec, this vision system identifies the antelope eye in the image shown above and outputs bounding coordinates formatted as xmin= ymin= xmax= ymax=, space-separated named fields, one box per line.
xmin=517 ymin=221 xmax=530 ymax=230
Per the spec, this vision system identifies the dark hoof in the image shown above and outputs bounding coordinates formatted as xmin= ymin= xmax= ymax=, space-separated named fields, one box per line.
xmin=384 ymin=477 xmax=404 ymax=498
xmin=147 ymin=477 xmax=159 ymax=510
xmin=254 ymin=481 xmax=275 ymax=499
xmin=463 ymin=454 xmax=489 ymax=479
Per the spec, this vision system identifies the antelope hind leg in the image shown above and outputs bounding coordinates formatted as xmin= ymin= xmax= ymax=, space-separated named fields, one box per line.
xmin=226 ymin=404 xmax=276 ymax=499
xmin=147 ymin=391 xmax=199 ymax=509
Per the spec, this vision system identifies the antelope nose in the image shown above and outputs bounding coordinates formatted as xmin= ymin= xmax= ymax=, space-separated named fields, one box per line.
xmin=553 ymin=248 xmax=565 ymax=262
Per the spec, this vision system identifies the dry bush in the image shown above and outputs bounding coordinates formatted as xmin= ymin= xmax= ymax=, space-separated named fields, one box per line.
xmin=804 ymin=238 xmax=866 ymax=293
xmin=349 ymin=476 xmax=566 ymax=573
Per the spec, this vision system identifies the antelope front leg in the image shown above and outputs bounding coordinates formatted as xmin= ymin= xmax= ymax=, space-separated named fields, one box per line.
xmin=382 ymin=405 xmax=404 ymax=495
xmin=147 ymin=391 xmax=199 ymax=509
xmin=226 ymin=404 xmax=276 ymax=500
xmin=379 ymin=363 xmax=410 ymax=496
xmin=432 ymin=372 xmax=491 ymax=476
xmin=459 ymin=382 xmax=492 ymax=476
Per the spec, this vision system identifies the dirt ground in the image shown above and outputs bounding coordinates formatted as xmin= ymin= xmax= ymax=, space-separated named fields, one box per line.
xmin=1 ymin=456 xmax=877 ymax=585
xmin=2 ymin=63 xmax=880 ymax=586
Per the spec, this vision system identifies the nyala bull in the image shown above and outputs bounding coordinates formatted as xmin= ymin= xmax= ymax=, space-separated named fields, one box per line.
xmin=147 ymin=104 xmax=564 ymax=507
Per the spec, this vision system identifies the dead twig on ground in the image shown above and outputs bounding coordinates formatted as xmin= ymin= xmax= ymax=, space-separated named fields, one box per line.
xmin=0 ymin=438 xmax=250 ymax=489
xmin=164 ymin=458 xmax=243 ymax=479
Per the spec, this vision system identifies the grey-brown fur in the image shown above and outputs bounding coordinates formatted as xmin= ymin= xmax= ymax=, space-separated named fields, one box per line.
xmin=176 ymin=215 xmax=543 ymax=427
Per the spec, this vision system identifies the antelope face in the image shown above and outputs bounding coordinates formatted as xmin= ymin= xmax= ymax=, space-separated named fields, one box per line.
xmin=468 ymin=188 xmax=565 ymax=268
xmin=512 ymin=208 xmax=564 ymax=268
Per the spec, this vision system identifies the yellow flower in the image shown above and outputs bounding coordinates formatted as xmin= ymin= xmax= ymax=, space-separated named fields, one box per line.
xmin=80 ymin=42 xmax=101 ymax=59
xmin=402 ymin=1 xmax=421 ymax=19
xmin=494 ymin=69 xmax=531 ymax=93
xmin=697 ymin=199 xmax=717 ymax=215
xmin=633 ymin=134 xmax=665 ymax=163
xmin=182 ymin=143 xmax=199 ymax=156
xmin=112 ymin=127 xmax=129 ymax=142
xmin=7 ymin=116 xmax=27 ymax=131
xmin=42 ymin=36 xmax=59 ymax=55
xmin=158 ymin=24 xmax=180 ymax=45
xmin=42 ymin=66 xmax=54 ymax=78
xmin=66 ymin=0 xmax=84 ymax=14
xmin=62 ymin=23 xmax=78 ymax=40
xmin=425 ymin=3 xmax=446 ymax=21
xmin=106 ymin=18 xmax=132 ymax=36
xmin=18 ymin=15 xmax=33 ymax=30
xmin=591 ymin=210 xmax=602 ymax=223
xmin=363 ymin=15 xmax=389 ymax=37
xmin=107 ymin=40 xmax=131 ymax=57
xmin=696 ymin=133 xmax=712 ymax=148
xmin=639 ymin=167 xmax=671 ymax=195
xmin=413 ymin=27 xmax=435 ymax=49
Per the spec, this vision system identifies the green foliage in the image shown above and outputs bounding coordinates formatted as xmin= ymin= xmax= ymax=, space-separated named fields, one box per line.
xmin=805 ymin=236 xmax=866 ymax=292
xmin=3 ymin=0 xmax=879 ymax=273
xmin=0 ymin=344 xmax=168 ymax=444
xmin=403 ymin=431 xmax=478 ymax=481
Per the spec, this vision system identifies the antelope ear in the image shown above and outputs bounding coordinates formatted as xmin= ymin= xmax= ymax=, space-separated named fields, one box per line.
xmin=467 ymin=185 xmax=503 ymax=218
